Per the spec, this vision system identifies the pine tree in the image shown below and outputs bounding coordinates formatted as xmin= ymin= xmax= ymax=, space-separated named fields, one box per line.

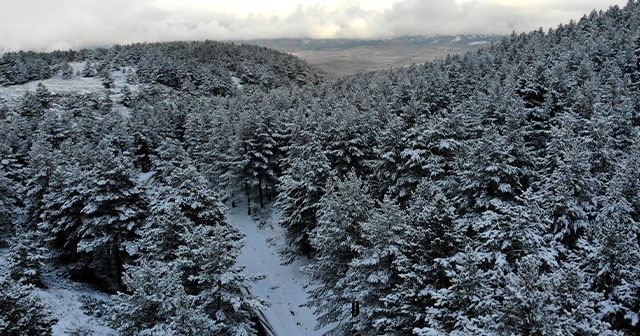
xmin=306 ymin=172 xmax=375 ymax=334
xmin=76 ymin=139 xmax=147 ymax=292
xmin=539 ymin=115 xmax=598 ymax=248
xmin=6 ymin=229 xmax=48 ymax=287
xmin=342 ymin=195 xmax=416 ymax=335
xmin=394 ymin=112 xmax=462 ymax=203
xmin=397 ymin=180 xmax=461 ymax=333
xmin=579 ymin=156 xmax=640 ymax=333
xmin=420 ymin=247 xmax=502 ymax=335
xmin=0 ymin=275 xmax=57 ymax=336
xmin=60 ymin=62 xmax=74 ymax=79
xmin=277 ymin=138 xmax=333 ymax=261
xmin=110 ymin=258 xmax=186 ymax=335
xmin=35 ymin=83 xmax=52 ymax=109
xmin=0 ymin=164 xmax=16 ymax=247
xmin=112 ymin=144 xmax=266 ymax=335
xmin=40 ymin=137 xmax=146 ymax=292
xmin=321 ymin=107 xmax=376 ymax=178
xmin=495 ymin=254 xmax=614 ymax=335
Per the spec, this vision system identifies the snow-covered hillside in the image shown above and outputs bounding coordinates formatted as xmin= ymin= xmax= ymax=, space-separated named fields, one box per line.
xmin=35 ymin=279 xmax=116 ymax=336
xmin=0 ymin=62 xmax=134 ymax=102
xmin=0 ymin=204 xmax=323 ymax=336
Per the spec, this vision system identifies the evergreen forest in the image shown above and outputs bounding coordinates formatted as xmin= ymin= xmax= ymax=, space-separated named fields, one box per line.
xmin=1 ymin=1 xmax=640 ymax=335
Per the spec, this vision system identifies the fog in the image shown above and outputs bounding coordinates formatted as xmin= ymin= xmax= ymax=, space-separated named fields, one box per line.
xmin=0 ymin=0 xmax=627 ymax=52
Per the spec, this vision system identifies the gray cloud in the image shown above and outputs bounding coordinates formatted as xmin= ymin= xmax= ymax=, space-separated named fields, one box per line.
xmin=0 ymin=0 xmax=627 ymax=53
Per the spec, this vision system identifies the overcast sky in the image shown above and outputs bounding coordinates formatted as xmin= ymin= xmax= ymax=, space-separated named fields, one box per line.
xmin=0 ymin=0 xmax=628 ymax=52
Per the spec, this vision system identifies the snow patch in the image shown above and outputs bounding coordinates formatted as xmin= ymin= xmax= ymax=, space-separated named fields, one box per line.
xmin=227 ymin=203 xmax=330 ymax=336
xmin=0 ymin=62 xmax=137 ymax=105
xmin=34 ymin=266 xmax=116 ymax=335
xmin=35 ymin=284 xmax=116 ymax=336
xmin=231 ymin=75 xmax=244 ymax=89
xmin=138 ymin=171 xmax=156 ymax=186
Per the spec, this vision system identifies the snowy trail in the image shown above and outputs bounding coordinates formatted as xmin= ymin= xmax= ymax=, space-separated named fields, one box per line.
xmin=227 ymin=204 xmax=327 ymax=336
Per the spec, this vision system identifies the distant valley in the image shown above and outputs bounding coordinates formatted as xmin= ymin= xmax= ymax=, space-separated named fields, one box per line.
xmin=237 ymin=35 xmax=504 ymax=75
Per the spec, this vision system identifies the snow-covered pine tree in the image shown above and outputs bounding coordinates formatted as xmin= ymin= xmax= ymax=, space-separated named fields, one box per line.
xmin=341 ymin=195 xmax=417 ymax=335
xmin=110 ymin=258 xmax=187 ymax=335
xmin=184 ymin=106 xmax=216 ymax=174
xmin=40 ymin=136 xmax=146 ymax=292
xmin=10 ymin=130 xmax=62 ymax=286
xmin=5 ymin=228 xmax=48 ymax=288
xmin=539 ymin=114 xmax=598 ymax=249
xmin=496 ymin=253 xmax=614 ymax=335
xmin=321 ymin=106 xmax=376 ymax=179
xmin=204 ymin=104 xmax=242 ymax=202
xmin=175 ymin=221 xmax=266 ymax=335
xmin=485 ymin=191 xmax=612 ymax=335
xmin=238 ymin=107 xmax=279 ymax=209
xmin=277 ymin=137 xmax=333 ymax=261
xmin=393 ymin=111 xmax=462 ymax=203
xmin=306 ymin=171 xmax=375 ymax=334
xmin=396 ymin=180 xmax=461 ymax=333
xmin=112 ymin=139 xmax=266 ymax=335
xmin=419 ymin=247 xmax=501 ymax=335
xmin=0 ymin=275 xmax=57 ymax=336
xmin=578 ymin=151 xmax=640 ymax=334
xmin=0 ymin=163 xmax=16 ymax=247
xmin=35 ymin=82 xmax=51 ymax=109
xmin=76 ymin=138 xmax=147 ymax=292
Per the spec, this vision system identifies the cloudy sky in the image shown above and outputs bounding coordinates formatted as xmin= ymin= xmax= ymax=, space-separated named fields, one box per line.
xmin=0 ymin=0 xmax=627 ymax=52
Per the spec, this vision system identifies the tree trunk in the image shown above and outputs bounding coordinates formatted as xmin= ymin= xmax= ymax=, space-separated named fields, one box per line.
xmin=246 ymin=181 xmax=251 ymax=216
xmin=258 ymin=177 xmax=264 ymax=208
xmin=114 ymin=234 xmax=123 ymax=293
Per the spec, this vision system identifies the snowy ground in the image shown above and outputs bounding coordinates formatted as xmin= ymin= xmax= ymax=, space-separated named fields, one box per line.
xmin=0 ymin=62 xmax=134 ymax=104
xmin=0 ymin=248 xmax=116 ymax=335
xmin=228 ymin=203 xmax=329 ymax=336
xmin=35 ymin=279 xmax=116 ymax=336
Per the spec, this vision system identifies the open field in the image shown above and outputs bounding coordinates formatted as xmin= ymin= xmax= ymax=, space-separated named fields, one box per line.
xmin=243 ymin=35 xmax=503 ymax=76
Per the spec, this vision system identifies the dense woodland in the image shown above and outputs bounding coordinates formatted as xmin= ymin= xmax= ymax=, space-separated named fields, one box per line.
xmin=2 ymin=1 xmax=640 ymax=335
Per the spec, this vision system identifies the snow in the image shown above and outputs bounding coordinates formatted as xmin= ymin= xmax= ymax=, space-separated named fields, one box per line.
xmin=231 ymin=74 xmax=244 ymax=89
xmin=0 ymin=76 xmax=103 ymax=103
xmin=138 ymin=171 xmax=156 ymax=186
xmin=227 ymin=203 xmax=328 ymax=336
xmin=0 ymin=248 xmax=8 ymax=275
xmin=0 ymin=62 xmax=135 ymax=104
xmin=35 ymin=282 xmax=116 ymax=336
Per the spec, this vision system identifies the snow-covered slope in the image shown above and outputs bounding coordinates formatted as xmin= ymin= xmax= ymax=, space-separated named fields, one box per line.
xmin=228 ymin=204 xmax=328 ymax=336
xmin=1 ymin=204 xmax=325 ymax=336
xmin=35 ymin=279 xmax=116 ymax=336
xmin=0 ymin=62 xmax=134 ymax=104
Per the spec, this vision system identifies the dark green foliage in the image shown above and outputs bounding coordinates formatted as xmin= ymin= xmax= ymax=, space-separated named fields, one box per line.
xmin=0 ymin=164 xmax=17 ymax=248
xmin=0 ymin=275 xmax=57 ymax=336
